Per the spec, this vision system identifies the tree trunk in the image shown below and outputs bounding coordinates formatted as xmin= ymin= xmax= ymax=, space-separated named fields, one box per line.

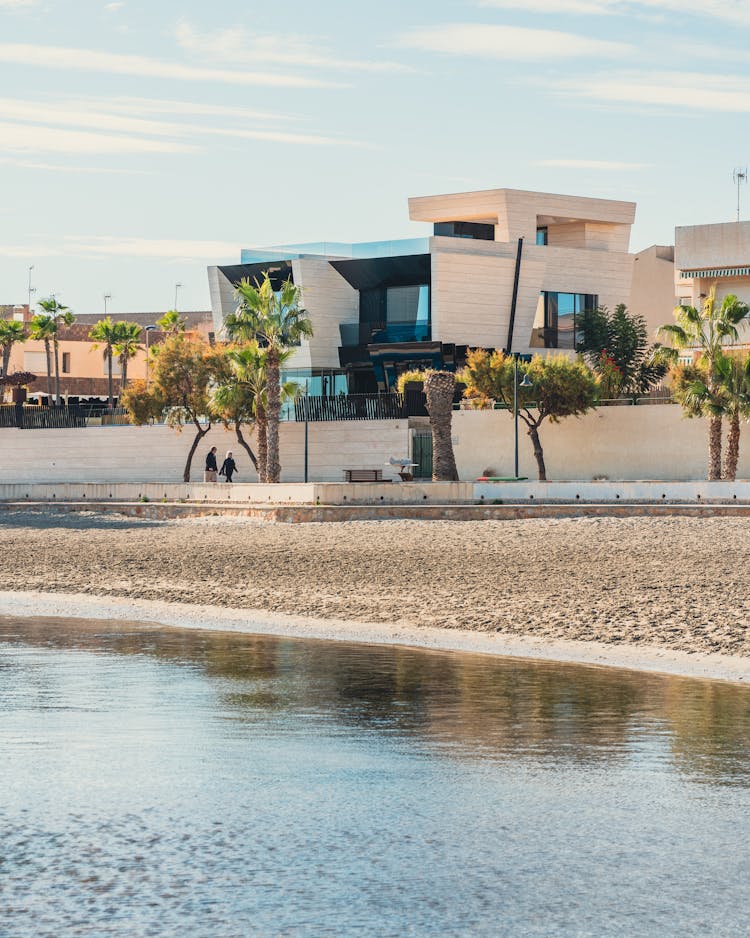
xmin=424 ymin=371 xmax=459 ymax=481
xmin=723 ymin=413 xmax=740 ymax=482
xmin=527 ymin=423 xmax=547 ymax=481
xmin=106 ymin=349 xmax=114 ymax=410
xmin=121 ymin=356 xmax=128 ymax=395
xmin=184 ymin=421 xmax=210 ymax=483
xmin=708 ymin=415 xmax=722 ymax=481
xmin=235 ymin=420 xmax=259 ymax=473
xmin=265 ymin=349 xmax=281 ymax=483
xmin=255 ymin=408 xmax=268 ymax=483
xmin=44 ymin=339 xmax=52 ymax=398
xmin=53 ymin=339 xmax=61 ymax=404
xmin=1 ymin=345 xmax=10 ymax=376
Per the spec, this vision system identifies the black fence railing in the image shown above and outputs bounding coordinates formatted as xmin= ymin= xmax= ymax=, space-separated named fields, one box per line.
xmin=0 ymin=404 xmax=130 ymax=429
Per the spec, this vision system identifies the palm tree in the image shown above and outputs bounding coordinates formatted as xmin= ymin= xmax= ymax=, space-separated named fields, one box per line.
xmin=717 ymin=353 xmax=750 ymax=481
xmin=156 ymin=309 xmax=187 ymax=334
xmin=659 ymin=286 xmax=749 ymax=480
xmin=0 ymin=318 xmax=27 ymax=377
xmin=226 ymin=274 xmax=313 ymax=483
xmin=89 ymin=316 xmax=120 ymax=409
xmin=28 ymin=313 xmax=56 ymax=398
xmin=424 ymin=370 xmax=459 ymax=481
xmin=37 ymin=297 xmax=75 ymax=403
xmin=113 ymin=322 xmax=143 ymax=393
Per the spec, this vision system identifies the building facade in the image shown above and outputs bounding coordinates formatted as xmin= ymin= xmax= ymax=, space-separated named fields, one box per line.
xmin=208 ymin=187 xmax=666 ymax=392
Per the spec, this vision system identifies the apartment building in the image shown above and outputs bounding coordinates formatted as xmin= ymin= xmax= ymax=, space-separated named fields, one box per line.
xmin=208 ymin=187 xmax=669 ymax=392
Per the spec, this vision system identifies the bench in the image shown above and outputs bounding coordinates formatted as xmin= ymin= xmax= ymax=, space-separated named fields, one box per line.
xmin=343 ymin=468 xmax=384 ymax=482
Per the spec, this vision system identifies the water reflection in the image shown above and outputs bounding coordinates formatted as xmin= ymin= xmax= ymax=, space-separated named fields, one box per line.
xmin=2 ymin=616 xmax=749 ymax=784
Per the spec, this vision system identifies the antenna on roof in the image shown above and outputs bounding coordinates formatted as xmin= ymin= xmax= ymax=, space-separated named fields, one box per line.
xmin=733 ymin=167 xmax=747 ymax=222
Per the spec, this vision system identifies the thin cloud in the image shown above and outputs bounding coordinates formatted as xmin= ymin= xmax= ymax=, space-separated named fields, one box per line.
xmin=175 ymin=20 xmax=409 ymax=73
xmin=0 ymin=0 xmax=36 ymax=7
xmin=0 ymin=237 xmax=240 ymax=259
xmin=479 ymin=0 xmax=750 ymax=24
xmin=560 ymin=71 xmax=750 ymax=112
xmin=0 ymin=97 xmax=363 ymax=148
xmin=0 ymin=43 xmax=339 ymax=88
xmin=0 ymin=157 xmax=148 ymax=174
xmin=0 ymin=121 xmax=194 ymax=154
xmin=396 ymin=24 xmax=630 ymax=60
xmin=537 ymin=159 xmax=649 ymax=170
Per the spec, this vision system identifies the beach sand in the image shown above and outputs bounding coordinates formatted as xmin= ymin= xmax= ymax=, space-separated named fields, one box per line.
xmin=0 ymin=509 xmax=748 ymax=682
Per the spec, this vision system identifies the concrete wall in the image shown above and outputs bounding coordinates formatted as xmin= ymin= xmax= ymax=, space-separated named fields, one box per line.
xmin=0 ymin=420 xmax=410 ymax=484
xmin=0 ymin=405 xmax=744 ymax=484
xmin=449 ymin=405 xmax=750 ymax=481
xmin=630 ymin=245 xmax=675 ymax=339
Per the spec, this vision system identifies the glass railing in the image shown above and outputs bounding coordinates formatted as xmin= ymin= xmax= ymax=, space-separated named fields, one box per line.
xmin=339 ymin=321 xmax=431 ymax=346
xmin=242 ymin=238 xmax=430 ymax=265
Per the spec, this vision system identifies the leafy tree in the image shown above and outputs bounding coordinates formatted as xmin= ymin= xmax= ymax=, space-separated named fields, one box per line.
xmin=226 ymin=274 xmax=313 ymax=483
xmin=156 ymin=309 xmax=187 ymax=334
xmin=113 ymin=322 xmax=143 ymax=392
xmin=659 ymin=286 xmax=750 ymax=480
xmin=28 ymin=313 xmax=55 ymax=398
xmin=461 ymin=350 xmax=597 ymax=481
xmin=89 ymin=316 xmax=120 ymax=409
xmin=0 ymin=318 xmax=27 ymax=377
xmin=122 ymin=334 xmax=220 ymax=482
xmin=576 ymin=303 xmax=669 ymax=399
xmin=120 ymin=379 xmax=164 ymax=425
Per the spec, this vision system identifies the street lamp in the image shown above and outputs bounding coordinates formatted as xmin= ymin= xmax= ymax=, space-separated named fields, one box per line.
xmin=174 ymin=283 xmax=182 ymax=311
xmin=144 ymin=325 xmax=157 ymax=389
xmin=27 ymin=265 xmax=35 ymax=312
xmin=513 ymin=353 xmax=533 ymax=480
xmin=104 ymin=293 xmax=112 ymax=317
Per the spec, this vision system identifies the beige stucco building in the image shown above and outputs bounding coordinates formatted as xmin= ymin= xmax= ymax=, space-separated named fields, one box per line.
xmin=209 ymin=186 xmax=672 ymax=394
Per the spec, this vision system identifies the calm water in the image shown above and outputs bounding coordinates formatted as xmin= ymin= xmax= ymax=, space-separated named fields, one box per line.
xmin=1 ymin=619 xmax=749 ymax=938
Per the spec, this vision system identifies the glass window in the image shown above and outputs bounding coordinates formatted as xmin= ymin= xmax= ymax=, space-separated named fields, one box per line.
xmin=62 ymin=352 xmax=71 ymax=374
xmin=539 ymin=292 xmax=597 ymax=348
xmin=536 ymin=227 xmax=548 ymax=246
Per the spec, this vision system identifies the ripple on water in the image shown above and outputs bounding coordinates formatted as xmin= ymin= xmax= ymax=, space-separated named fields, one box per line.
xmin=0 ymin=618 xmax=749 ymax=937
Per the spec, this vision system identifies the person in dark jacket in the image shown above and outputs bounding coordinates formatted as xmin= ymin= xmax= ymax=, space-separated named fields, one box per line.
xmin=219 ymin=451 xmax=238 ymax=483
xmin=204 ymin=446 xmax=218 ymax=483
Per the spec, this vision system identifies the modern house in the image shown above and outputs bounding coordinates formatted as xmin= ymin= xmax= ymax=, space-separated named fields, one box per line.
xmin=208 ymin=187 xmax=664 ymax=393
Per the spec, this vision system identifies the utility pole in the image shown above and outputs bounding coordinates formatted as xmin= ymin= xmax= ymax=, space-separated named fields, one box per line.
xmin=27 ymin=265 xmax=35 ymax=313
xmin=174 ymin=282 xmax=182 ymax=311
xmin=104 ymin=293 xmax=111 ymax=317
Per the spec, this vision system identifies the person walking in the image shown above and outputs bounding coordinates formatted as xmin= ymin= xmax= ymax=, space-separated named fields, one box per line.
xmin=219 ymin=450 xmax=238 ymax=483
xmin=204 ymin=446 xmax=218 ymax=483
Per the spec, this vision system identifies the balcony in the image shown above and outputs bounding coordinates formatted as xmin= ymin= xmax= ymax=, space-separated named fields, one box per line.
xmin=339 ymin=320 xmax=431 ymax=347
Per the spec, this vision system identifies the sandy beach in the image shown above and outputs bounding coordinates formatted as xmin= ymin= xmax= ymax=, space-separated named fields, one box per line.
xmin=0 ymin=509 xmax=749 ymax=682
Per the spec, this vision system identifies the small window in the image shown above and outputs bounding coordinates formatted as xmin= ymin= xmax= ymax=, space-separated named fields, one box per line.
xmin=62 ymin=352 xmax=71 ymax=374
xmin=536 ymin=227 xmax=548 ymax=246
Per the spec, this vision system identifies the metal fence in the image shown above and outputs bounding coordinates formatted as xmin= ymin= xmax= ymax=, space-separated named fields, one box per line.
xmin=291 ymin=393 xmax=407 ymax=422
xmin=0 ymin=404 xmax=130 ymax=429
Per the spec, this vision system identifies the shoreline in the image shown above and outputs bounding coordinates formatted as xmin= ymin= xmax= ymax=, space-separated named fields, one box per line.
xmin=2 ymin=589 xmax=749 ymax=686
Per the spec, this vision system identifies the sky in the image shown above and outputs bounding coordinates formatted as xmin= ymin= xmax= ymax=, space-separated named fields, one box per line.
xmin=2 ymin=0 xmax=750 ymax=316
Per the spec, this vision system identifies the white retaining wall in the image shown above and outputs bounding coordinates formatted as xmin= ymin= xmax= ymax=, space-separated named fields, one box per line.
xmin=0 ymin=421 xmax=409 ymax=484
xmin=0 ymin=405 xmax=747 ymax=485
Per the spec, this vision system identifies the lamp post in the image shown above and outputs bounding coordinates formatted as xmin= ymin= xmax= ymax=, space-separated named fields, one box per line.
xmin=27 ymin=265 xmax=35 ymax=313
xmin=513 ymin=352 xmax=533 ymax=479
xmin=303 ymin=378 xmax=309 ymax=483
xmin=104 ymin=293 xmax=111 ymax=317
xmin=144 ymin=325 xmax=156 ymax=389
xmin=174 ymin=283 xmax=182 ymax=311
